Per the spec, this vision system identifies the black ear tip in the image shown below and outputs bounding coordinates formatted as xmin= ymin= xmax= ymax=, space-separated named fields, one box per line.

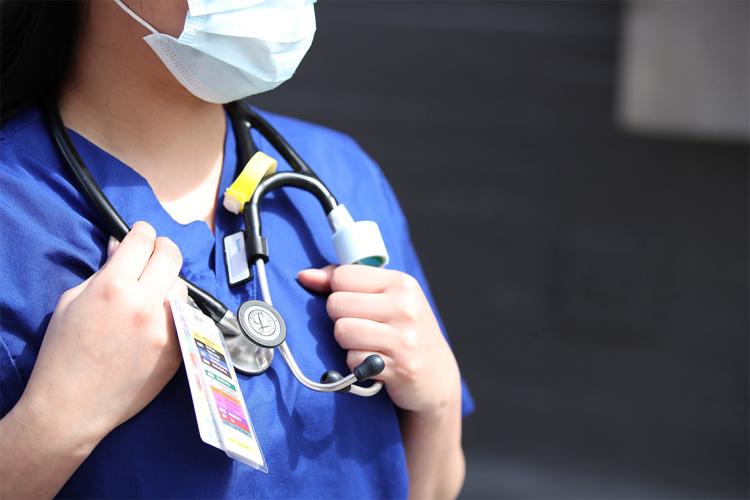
xmin=353 ymin=354 xmax=385 ymax=381
xmin=320 ymin=370 xmax=343 ymax=384
xmin=320 ymin=370 xmax=351 ymax=393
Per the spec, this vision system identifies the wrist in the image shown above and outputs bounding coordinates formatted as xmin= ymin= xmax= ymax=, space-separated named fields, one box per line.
xmin=398 ymin=363 xmax=465 ymax=500
xmin=0 ymin=393 xmax=101 ymax=498
xmin=15 ymin=389 xmax=104 ymax=460
xmin=404 ymin=373 xmax=462 ymax=430
xmin=421 ymin=355 xmax=462 ymax=418
xmin=403 ymin=391 xmax=461 ymax=427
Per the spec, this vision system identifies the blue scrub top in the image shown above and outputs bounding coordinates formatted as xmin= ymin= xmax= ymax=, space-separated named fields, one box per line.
xmin=0 ymin=106 xmax=474 ymax=499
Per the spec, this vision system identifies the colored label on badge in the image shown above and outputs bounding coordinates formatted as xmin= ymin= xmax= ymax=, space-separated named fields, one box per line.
xmin=196 ymin=338 xmax=231 ymax=377
xmin=205 ymin=369 xmax=236 ymax=391
xmin=212 ymin=386 xmax=253 ymax=435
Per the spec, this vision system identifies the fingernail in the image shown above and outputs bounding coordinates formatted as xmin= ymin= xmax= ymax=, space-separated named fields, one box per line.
xmin=107 ymin=236 xmax=120 ymax=258
xmin=296 ymin=269 xmax=310 ymax=280
xmin=297 ymin=268 xmax=325 ymax=280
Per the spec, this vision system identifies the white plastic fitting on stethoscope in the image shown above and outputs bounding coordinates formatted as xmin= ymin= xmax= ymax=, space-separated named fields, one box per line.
xmin=327 ymin=204 xmax=389 ymax=267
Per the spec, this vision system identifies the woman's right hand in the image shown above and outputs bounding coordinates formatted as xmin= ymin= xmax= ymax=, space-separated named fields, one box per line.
xmin=19 ymin=221 xmax=186 ymax=449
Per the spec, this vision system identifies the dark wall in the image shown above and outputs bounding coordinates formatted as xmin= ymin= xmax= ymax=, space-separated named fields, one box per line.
xmin=251 ymin=2 xmax=750 ymax=498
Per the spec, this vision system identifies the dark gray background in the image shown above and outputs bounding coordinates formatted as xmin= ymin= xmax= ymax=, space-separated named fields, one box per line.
xmin=251 ymin=1 xmax=750 ymax=498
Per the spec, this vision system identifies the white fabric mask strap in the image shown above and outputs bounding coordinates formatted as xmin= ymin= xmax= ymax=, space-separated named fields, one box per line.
xmin=112 ymin=0 xmax=160 ymax=35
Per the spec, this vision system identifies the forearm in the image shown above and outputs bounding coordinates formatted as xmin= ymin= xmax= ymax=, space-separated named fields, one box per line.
xmin=400 ymin=395 xmax=465 ymax=499
xmin=0 ymin=396 xmax=99 ymax=499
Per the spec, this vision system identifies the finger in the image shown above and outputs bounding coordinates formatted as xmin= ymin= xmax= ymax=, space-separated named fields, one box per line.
xmin=100 ymin=221 xmax=156 ymax=281
xmin=296 ymin=265 xmax=336 ymax=293
xmin=138 ymin=237 xmax=183 ymax=299
xmin=327 ymin=291 xmax=395 ymax=322
xmin=168 ymin=278 xmax=189 ymax=302
xmin=346 ymin=350 xmax=393 ymax=382
xmin=333 ymin=317 xmax=399 ymax=353
xmin=329 ymin=265 xmax=397 ymax=293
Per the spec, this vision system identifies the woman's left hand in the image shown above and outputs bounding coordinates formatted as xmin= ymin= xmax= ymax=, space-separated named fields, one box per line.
xmin=297 ymin=265 xmax=461 ymax=414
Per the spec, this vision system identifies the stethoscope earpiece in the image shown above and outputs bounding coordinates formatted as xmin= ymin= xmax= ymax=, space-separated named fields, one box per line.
xmin=353 ymin=354 xmax=386 ymax=381
xmin=319 ymin=371 xmax=350 ymax=393
xmin=318 ymin=354 xmax=385 ymax=393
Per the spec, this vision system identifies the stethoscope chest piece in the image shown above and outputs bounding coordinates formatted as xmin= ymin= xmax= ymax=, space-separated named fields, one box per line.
xmin=237 ymin=300 xmax=287 ymax=348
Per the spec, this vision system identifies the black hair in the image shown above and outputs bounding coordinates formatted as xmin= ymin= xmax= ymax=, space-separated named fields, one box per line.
xmin=0 ymin=1 xmax=84 ymax=123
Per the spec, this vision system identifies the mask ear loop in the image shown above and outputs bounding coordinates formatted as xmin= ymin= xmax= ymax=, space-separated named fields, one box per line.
xmin=112 ymin=0 xmax=160 ymax=35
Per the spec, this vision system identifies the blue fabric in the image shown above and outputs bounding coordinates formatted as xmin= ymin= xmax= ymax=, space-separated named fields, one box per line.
xmin=0 ymin=107 xmax=474 ymax=499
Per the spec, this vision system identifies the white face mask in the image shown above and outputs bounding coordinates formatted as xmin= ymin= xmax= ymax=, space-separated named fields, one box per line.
xmin=113 ymin=0 xmax=316 ymax=103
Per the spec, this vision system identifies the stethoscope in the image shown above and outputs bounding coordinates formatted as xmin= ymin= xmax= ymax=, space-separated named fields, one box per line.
xmin=44 ymin=101 xmax=387 ymax=397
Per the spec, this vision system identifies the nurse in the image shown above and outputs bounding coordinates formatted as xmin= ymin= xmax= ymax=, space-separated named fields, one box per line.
xmin=0 ymin=1 xmax=474 ymax=498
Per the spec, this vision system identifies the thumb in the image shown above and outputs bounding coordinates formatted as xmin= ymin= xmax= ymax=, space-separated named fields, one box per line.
xmin=296 ymin=264 xmax=337 ymax=294
xmin=57 ymin=269 xmax=97 ymax=309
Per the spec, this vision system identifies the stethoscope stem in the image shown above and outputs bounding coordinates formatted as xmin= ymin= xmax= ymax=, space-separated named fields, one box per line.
xmin=254 ymin=258 xmax=383 ymax=397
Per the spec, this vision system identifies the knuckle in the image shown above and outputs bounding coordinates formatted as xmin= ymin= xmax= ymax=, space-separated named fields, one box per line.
xmin=131 ymin=221 xmax=156 ymax=239
xmin=401 ymin=329 xmax=418 ymax=350
xmin=102 ymin=277 xmax=129 ymax=301
xmin=131 ymin=303 xmax=153 ymax=328
xmin=399 ymin=302 xmax=420 ymax=322
xmin=333 ymin=318 xmax=349 ymax=343
xmin=408 ymin=359 xmax=422 ymax=380
xmin=128 ymin=226 xmax=156 ymax=250
xmin=155 ymin=237 xmax=183 ymax=266
xmin=396 ymin=272 xmax=419 ymax=292
xmin=399 ymin=358 xmax=421 ymax=382
xmin=149 ymin=332 xmax=170 ymax=351
xmin=330 ymin=266 xmax=345 ymax=290
xmin=327 ymin=292 xmax=340 ymax=318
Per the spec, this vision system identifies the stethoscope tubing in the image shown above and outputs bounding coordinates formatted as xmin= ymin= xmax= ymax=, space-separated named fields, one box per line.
xmin=43 ymin=100 xmax=383 ymax=397
xmin=44 ymin=103 xmax=231 ymax=325
xmin=225 ymin=101 xmax=322 ymax=182
xmin=44 ymin=101 xmax=312 ymax=325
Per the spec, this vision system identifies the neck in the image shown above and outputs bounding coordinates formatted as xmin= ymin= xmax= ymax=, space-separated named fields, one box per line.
xmin=59 ymin=0 xmax=227 ymax=231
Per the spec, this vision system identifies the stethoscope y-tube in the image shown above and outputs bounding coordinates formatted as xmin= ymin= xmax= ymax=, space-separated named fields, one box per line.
xmin=43 ymin=101 xmax=385 ymax=397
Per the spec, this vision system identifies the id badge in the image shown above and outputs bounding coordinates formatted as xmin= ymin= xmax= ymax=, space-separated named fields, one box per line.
xmin=224 ymin=231 xmax=252 ymax=286
xmin=170 ymin=297 xmax=267 ymax=472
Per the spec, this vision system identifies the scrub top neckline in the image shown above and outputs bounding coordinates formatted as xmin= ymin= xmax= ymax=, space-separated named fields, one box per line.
xmin=64 ymin=111 xmax=241 ymax=270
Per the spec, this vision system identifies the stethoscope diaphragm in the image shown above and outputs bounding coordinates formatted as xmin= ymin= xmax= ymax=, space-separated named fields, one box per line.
xmin=237 ymin=300 xmax=287 ymax=348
